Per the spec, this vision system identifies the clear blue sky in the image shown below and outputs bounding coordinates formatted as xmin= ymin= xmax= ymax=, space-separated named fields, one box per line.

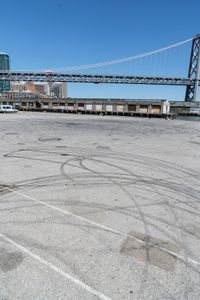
xmin=1 ymin=0 xmax=200 ymax=100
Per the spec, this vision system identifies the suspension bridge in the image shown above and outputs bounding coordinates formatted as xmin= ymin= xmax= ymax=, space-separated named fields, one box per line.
xmin=0 ymin=34 xmax=200 ymax=102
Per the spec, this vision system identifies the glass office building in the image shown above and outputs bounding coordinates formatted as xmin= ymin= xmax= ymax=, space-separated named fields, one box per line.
xmin=0 ymin=53 xmax=10 ymax=91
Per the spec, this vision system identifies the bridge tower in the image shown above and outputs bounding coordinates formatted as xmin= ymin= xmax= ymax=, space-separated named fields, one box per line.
xmin=185 ymin=34 xmax=200 ymax=102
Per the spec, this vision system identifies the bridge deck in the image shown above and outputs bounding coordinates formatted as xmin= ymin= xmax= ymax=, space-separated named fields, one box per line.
xmin=0 ymin=71 xmax=197 ymax=86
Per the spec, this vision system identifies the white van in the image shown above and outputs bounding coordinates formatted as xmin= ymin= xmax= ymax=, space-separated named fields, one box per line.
xmin=0 ymin=105 xmax=18 ymax=113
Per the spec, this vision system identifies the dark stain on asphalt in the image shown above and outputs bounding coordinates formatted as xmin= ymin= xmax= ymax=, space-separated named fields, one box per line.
xmin=5 ymin=133 xmax=18 ymax=136
xmin=183 ymin=223 xmax=200 ymax=239
xmin=0 ymin=185 xmax=7 ymax=193
xmin=191 ymin=141 xmax=200 ymax=146
xmin=0 ymin=185 xmax=15 ymax=194
xmin=120 ymin=231 xmax=178 ymax=271
xmin=96 ymin=146 xmax=110 ymax=150
xmin=0 ymin=247 xmax=24 ymax=272
xmin=39 ymin=137 xmax=62 ymax=142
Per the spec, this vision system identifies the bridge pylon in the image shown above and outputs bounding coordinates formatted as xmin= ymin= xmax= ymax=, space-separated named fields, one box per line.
xmin=185 ymin=34 xmax=200 ymax=102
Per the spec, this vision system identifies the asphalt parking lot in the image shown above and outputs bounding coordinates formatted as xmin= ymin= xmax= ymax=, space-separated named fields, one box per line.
xmin=0 ymin=112 xmax=200 ymax=300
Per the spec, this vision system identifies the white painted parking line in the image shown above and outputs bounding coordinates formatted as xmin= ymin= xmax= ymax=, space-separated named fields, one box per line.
xmin=3 ymin=188 xmax=200 ymax=269
xmin=0 ymin=232 xmax=111 ymax=300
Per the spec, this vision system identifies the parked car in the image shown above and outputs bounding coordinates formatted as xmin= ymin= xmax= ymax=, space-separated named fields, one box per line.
xmin=0 ymin=105 xmax=18 ymax=113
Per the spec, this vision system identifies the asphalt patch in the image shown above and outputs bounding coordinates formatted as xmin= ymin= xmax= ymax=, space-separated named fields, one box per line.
xmin=120 ymin=231 xmax=178 ymax=271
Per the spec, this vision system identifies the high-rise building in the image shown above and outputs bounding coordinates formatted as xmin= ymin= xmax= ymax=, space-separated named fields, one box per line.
xmin=0 ymin=53 xmax=10 ymax=92
xmin=11 ymin=81 xmax=50 ymax=97
xmin=50 ymin=82 xmax=67 ymax=98
xmin=62 ymin=82 xmax=67 ymax=98
xmin=11 ymin=81 xmax=27 ymax=92
xmin=27 ymin=82 xmax=47 ymax=95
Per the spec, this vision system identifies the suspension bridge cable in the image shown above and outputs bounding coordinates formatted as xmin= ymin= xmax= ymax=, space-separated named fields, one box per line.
xmin=45 ymin=37 xmax=193 ymax=72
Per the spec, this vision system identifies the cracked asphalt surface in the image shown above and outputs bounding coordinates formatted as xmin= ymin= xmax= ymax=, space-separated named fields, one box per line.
xmin=0 ymin=112 xmax=200 ymax=300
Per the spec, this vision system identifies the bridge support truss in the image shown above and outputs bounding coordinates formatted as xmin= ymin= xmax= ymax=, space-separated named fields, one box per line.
xmin=185 ymin=34 xmax=200 ymax=102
